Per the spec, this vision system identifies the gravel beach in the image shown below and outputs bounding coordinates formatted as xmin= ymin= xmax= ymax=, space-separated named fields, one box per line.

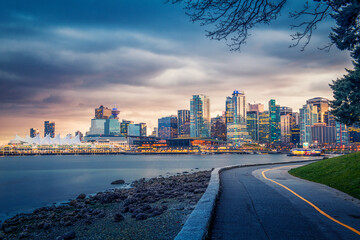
xmin=0 ymin=170 xmax=211 ymax=240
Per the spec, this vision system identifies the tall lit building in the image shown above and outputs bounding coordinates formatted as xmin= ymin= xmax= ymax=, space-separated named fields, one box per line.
xmin=178 ymin=110 xmax=190 ymax=137
xmin=336 ymin=122 xmax=349 ymax=145
xmin=140 ymin=123 xmax=147 ymax=137
xmin=211 ymin=115 xmax=226 ymax=141
xmin=306 ymin=97 xmax=329 ymax=123
xmin=190 ymin=95 xmax=210 ymax=138
xmin=311 ymin=123 xmax=336 ymax=144
xmin=120 ymin=120 xmax=133 ymax=137
xmin=280 ymin=106 xmax=292 ymax=143
xmin=300 ymin=104 xmax=318 ymax=144
xmin=44 ymin=121 xmax=55 ymax=138
xmin=349 ymin=125 xmax=360 ymax=143
xmin=104 ymin=118 xmax=120 ymax=135
xmin=226 ymin=90 xmax=250 ymax=143
xmin=291 ymin=125 xmax=300 ymax=145
xmin=269 ymin=99 xmax=281 ymax=144
xmin=158 ymin=116 xmax=178 ymax=139
xmin=30 ymin=128 xmax=39 ymax=138
xmin=259 ymin=111 xmax=270 ymax=143
xmin=246 ymin=111 xmax=259 ymax=142
xmin=88 ymin=119 xmax=106 ymax=135
xmin=95 ymin=105 xmax=112 ymax=119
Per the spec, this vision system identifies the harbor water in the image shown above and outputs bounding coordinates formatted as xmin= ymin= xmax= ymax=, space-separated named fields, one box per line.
xmin=0 ymin=154 xmax=320 ymax=221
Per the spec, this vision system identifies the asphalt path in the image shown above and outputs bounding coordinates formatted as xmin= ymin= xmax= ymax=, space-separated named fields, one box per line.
xmin=210 ymin=163 xmax=360 ymax=240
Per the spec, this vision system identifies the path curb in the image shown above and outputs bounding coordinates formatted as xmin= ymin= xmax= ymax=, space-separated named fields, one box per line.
xmin=174 ymin=159 xmax=321 ymax=240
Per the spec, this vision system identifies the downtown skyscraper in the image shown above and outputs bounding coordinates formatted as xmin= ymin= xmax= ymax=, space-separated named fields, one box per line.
xmin=190 ymin=95 xmax=210 ymax=138
xmin=44 ymin=121 xmax=55 ymax=138
xmin=226 ymin=90 xmax=250 ymax=143
xmin=269 ymin=99 xmax=281 ymax=144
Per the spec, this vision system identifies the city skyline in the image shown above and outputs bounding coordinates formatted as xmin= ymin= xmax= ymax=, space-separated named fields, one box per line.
xmin=0 ymin=0 xmax=353 ymax=144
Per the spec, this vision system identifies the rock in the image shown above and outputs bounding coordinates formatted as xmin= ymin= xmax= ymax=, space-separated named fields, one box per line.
xmin=69 ymin=200 xmax=77 ymax=207
xmin=76 ymin=193 xmax=86 ymax=200
xmin=19 ymin=231 xmax=30 ymax=239
xmin=120 ymin=207 xmax=129 ymax=213
xmin=63 ymin=231 xmax=76 ymax=240
xmin=135 ymin=213 xmax=148 ymax=221
xmin=175 ymin=206 xmax=184 ymax=211
xmin=97 ymin=212 xmax=106 ymax=218
xmin=114 ymin=213 xmax=124 ymax=222
xmin=3 ymin=226 xmax=16 ymax=233
xmin=111 ymin=179 xmax=125 ymax=185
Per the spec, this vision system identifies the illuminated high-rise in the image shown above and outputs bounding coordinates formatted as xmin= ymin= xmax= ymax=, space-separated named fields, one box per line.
xmin=158 ymin=116 xmax=178 ymax=139
xmin=306 ymin=97 xmax=329 ymax=123
xmin=178 ymin=110 xmax=190 ymax=137
xmin=269 ymin=99 xmax=281 ymax=144
xmin=226 ymin=90 xmax=250 ymax=143
xmin=95 ymin=105 xmax=112 ymax=119
xmin=259 ymin=111 xmax=270 ymax=143
xmin=246 ymin=111 xmax=259 ymax=142
xmin=44 ymin=121 xmax=55 ymax=138
xmin=300 ymin=104 xmax=318 ymax=144
xmin=190 ymin=95 xmax=210 ymax=138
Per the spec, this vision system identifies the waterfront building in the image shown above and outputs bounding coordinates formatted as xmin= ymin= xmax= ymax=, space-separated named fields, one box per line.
xmin=269 ymin=99 xmax=281 ymax=144
xmin=311 ymin=123 xmax=336 ymax=144
xmin=259 ymin=111 xmax=270 ymax=143
xmin=280 ymin=114 xmax=291 ymax=143
xmin=128 ymin=123 xmax=147 ymax=137
xmin=44 ymin=121 xmax=55 ymax=138
xmin=336 ymin=122 xmax=349 ymax=145
xmin=246 ymin=111 xmax=259 ymax=142
xmin=95 ymin=105 xmax=112 ymax=119
xmin=300 ymin=104 xmax=318 ymax=144
xmin=190 ymin=94 xmax=210 ymax=138
xmin=306 ymin=97 xmax=329 ymax=123
xmin=226 ymin=90 xmax=250 ymax=143
xmin=248 ymin=103 xmax=264 ymax=113
xmin=280 ymin=106 xmax=292 ymax=116
xmin=128 ymin=124 xmax=141 ymax=137
xmin=178 ymin=110 xmax=190 ymax=137
xmin=30 ymin=128 xmax=39 ymax=138
xmin=158 ymin=116 xmax=178 ymax=139
xmin=349 ymin=125 xmax=360 ymax=143
xmin=291 ymin=125 xmax=300 ymax=145
xmin=211 ymin=115 xmax=226 ymax=141
xmin=325 ymin=111 xmax=336 ymax=126
xmin=88 ymin=119 xmax=106 ymax=135
xmin=120 ymin=120 xmax=133 ymax=137
xmin=104 ymin=118 xmax=121 ymax=135
xmin=140 ymin=123 xmax=147 ymax=137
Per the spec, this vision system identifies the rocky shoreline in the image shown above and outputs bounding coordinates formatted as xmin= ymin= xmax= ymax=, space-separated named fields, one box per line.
xmin=0 ymin=170 xmax=211 ymax=240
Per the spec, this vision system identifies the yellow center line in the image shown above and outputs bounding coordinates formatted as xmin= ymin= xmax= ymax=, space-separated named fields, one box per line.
xmin=261 ymin=166 xmax=360 ymax=236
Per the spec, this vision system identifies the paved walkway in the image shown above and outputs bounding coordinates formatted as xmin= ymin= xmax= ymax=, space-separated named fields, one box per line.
xmin=210 ymin=163 xmax=360 ymax=240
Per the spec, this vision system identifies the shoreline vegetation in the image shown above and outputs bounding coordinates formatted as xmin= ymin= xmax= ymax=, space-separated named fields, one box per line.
xmin=289 ymin=152 xmax=360 ymax=200
xmin=0 ymin=171 xmax=211 ymax=240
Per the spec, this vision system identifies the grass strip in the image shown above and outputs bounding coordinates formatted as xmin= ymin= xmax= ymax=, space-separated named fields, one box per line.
xmin=289 ymin=152 xmax=360 ymax=200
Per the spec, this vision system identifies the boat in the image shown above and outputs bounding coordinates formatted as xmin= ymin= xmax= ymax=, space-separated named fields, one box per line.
xmin=288 ymin=148 xmax=324 ymax=156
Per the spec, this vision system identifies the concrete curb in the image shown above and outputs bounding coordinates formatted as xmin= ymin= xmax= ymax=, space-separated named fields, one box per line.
xmin=174 ymin=159 xmax=321 ymax=240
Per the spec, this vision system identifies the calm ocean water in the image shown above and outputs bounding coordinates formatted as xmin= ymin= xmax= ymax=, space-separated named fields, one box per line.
xmin=0 ymin=154 xmax=319 ymax=221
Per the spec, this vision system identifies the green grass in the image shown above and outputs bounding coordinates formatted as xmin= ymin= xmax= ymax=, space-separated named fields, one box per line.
xmin=289 ymin=152 xmax=360 ymax=200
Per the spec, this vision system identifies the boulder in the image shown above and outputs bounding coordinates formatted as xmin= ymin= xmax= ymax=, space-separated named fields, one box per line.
xmin=114 ymin=213 xmax=124 ymax=222
xmin=135 ymin=213 xmax=148 ymax=221
xmin=76 ymin=193 xmax=86 ymax=200
xmin=111 ymin=179 xmax=125 ymax=185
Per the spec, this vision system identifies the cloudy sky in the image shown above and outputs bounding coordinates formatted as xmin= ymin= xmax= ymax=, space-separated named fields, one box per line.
xmin=0 ymin=0 xmax=353 ymax=143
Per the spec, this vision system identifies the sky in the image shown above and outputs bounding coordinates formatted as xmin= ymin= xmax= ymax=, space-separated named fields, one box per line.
xmin=0 ymin=0 xmax=353 ymax=144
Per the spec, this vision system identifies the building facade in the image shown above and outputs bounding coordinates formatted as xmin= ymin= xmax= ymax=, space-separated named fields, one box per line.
xmin=178 ymin=110 xmax=190 ymax=137
xmin=259 ymin=111 xmax=270 ymax=143
xmin=269 ymin=99 xmax=281 ymax=144
xmin=311 ymin=123 xmax=336 ymax=144
xmin=306 ymin=97 xmax=329 ymax=123
xmin=95 ymin=105 xmax=112 ymax=119
xmin=226 ymin=90 xmax=250 ymax=143
xmin=190 ymin=95 xmax=210 ymax=138
xmin=246 ymin=111 xmax=259 ymax=142
xmin=44 ymin=121 xmax=55 ymax=138
xmin=158 ymin=116 xmax=178 ymax=139
xmin=300 ymin=104 xmax=318 ymax=144
xmin=211 ymin=115 xmax=226 ymax=141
